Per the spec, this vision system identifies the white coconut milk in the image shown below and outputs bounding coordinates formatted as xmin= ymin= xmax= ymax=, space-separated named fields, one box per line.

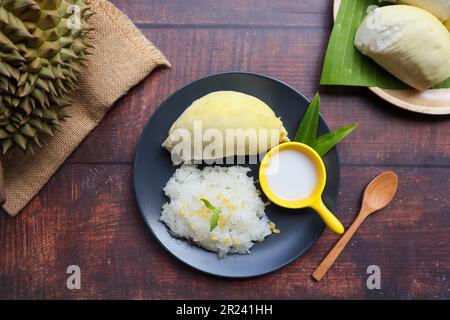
xmin=265 ymin=149 xmax=318 ymax=200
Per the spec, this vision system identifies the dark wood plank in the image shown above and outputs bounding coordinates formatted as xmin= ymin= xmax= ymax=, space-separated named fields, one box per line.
xmin=108 ymin=0 xmax=331 ymax=27
xmin=65 ymin=27 xmax=450 ymax=167
xmin=1 ymin=164 xmax=448 ymax=299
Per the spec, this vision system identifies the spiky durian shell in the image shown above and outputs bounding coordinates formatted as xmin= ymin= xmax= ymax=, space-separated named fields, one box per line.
xmin=0 ymin=0 xmax=93 ymax=154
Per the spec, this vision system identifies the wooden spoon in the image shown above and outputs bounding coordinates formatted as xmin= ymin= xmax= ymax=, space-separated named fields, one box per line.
xmin=312 ymin=171 xmax=398 ymax=281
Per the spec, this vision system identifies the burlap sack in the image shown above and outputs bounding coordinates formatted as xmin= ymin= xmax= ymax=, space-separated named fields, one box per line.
xmin=2 ymin=0 xmax=170 ymax=216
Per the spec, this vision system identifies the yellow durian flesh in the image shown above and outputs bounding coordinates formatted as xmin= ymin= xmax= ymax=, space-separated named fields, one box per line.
xmin=355 ymin=5 xmax=450 ymax=91
xmin=382 ymin=0 xmax=450 ymax=22
xmin=163 ymin=91 xmax=289 ymax=164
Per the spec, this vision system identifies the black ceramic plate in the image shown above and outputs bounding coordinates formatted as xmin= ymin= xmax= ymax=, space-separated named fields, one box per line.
xmin=133 ymin=72 xmax=340 ymax=278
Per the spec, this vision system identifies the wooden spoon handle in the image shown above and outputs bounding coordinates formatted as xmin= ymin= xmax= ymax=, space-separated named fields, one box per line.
xmin=312 ymin=211 xmax=367 ymax=281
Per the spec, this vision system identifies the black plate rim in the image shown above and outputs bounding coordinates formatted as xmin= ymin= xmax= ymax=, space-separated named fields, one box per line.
xmin=133 ymin=71 xmax=341 ymax=279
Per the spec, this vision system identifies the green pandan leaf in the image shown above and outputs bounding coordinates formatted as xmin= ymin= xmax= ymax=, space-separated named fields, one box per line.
xmin=294 ymin=93 xmax=320 ymax=145
xmin=313 ymin=123 xmax=357 ymax=157
xmin=294 ymin=92 xmax=356 ymax=156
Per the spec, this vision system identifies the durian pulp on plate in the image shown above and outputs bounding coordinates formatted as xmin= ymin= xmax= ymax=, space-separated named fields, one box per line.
xmin=162 ymin=91 xmax=289 ymax=164
xmin=355 ymin=5 xmax=450 ymax=91
xmin=381 ymin=0 xmax=450 ymax=23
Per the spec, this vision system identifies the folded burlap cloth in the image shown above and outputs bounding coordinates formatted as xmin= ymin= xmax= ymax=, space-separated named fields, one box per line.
xmin=2 ymin=0 xmax=170 ymax=216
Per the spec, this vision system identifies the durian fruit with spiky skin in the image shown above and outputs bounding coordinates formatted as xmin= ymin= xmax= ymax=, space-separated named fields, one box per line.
xmin=0 ymin=0 xmax=93 ymax=154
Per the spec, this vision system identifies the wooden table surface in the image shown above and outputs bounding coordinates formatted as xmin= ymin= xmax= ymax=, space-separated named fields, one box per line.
xmin=1 ymin=0 xmax=449 ymax=300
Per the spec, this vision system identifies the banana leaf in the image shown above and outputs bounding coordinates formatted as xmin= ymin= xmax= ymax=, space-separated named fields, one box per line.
xmin=320 ymin=0 xmax=450 ymax=89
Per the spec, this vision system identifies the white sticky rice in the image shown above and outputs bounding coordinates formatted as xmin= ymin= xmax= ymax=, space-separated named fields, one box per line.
xmin=160 ymin=165 xmax=274 ymax=257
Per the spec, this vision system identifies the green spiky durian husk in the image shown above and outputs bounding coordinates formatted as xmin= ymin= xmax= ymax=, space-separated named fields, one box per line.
xmin=0 ymin=0 xmax=93 ymax=154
